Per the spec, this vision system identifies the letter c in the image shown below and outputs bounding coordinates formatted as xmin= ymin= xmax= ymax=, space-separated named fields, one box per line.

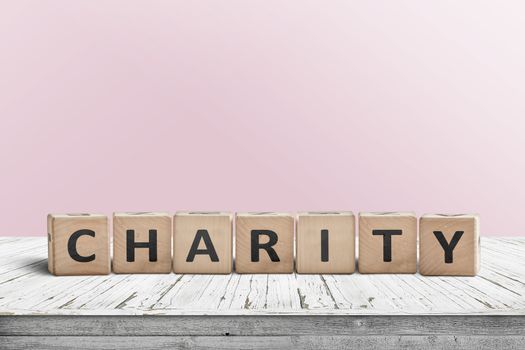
xmin=67 ymin=229 xmax=96 ymax=262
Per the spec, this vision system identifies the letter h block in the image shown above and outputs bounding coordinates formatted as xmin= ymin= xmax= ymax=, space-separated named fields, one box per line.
xmin=358 ymin=212 xmax=417 ymax=274
xmin=113 ymin=212 xmax=172 ymax=274
xmin=173 ymin=212 xmax=233 ymax=274
xmin=47 ymin=213 xmax=110 ymax=276
xmin=235 ymin=212 xmax=294 ymax=274
xmin=419 ymin=214 xmax=480 ymax=276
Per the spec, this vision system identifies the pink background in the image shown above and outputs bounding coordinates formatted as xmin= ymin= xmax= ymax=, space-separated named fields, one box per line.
xmin=1 ymin=1 xmax=524 ymax=236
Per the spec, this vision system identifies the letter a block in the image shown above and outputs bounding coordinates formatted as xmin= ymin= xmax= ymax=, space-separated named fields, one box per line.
xmin=47 ymin=213 xmax=110 ymax=276
xmin=358 ymin=212 xmax=417 ymax=273
xmin=235 ymin=212 xmax=294 ymax=274
xmin=173 ymin=212 xmax=233 ymax=274
xmin=419 ymin=214 xmax=480 ymax=276
xmin=113 ymin=212 xmax=172 ymax=274
xmin=296 ymin=212 xmax=355 ymax=274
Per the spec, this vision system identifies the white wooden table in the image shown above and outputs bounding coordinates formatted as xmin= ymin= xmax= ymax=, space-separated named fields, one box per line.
xmin=0 ymin=237 xmax=524 ymax=349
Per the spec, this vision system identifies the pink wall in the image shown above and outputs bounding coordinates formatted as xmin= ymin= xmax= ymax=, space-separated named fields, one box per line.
xmin=1 ymin=1 xmax=524 ymax=236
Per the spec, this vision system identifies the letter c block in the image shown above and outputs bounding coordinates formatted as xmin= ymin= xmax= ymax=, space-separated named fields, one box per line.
xmin=47 ymin=213 xmax=110 ymax=276
xmin=235 ymin=212 xmax=294 ymax=274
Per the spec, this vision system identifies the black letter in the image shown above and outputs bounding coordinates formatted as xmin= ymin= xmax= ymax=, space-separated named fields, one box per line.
xmin=433 ymin=231 xmax=464 ymax=263
xmin=321 ymin=229 xmax=329 ymax=262
xmin=372 ymin=229 xmax=402 ymax=262
xmin=126 ymin=229 xmax=157 ymax=262
xmin=67 ymin=229 xmax=96 ymax=262
xmin=186 ymin=229 xmax=219 ymax=262
xmin=251 ymin=230 xmax=280 ymax=262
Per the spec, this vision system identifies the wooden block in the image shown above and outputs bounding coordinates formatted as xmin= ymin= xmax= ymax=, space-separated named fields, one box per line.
xmin=419 ymin=214 xmax=480 ymax=276
xmin=173 ymin=211 xmax=233 ymax=274
xmin=113 ymin=212 xmax=172 ymax=274
xmin=47 ymin=213 xmax=110 ymax=276
xmin=235 ymin=212 xmax=294 ymax=274
xmin=358 ymin=212 xmax=417 ymax=274
xmin=296 ymin=212 xmax=355 ymax=274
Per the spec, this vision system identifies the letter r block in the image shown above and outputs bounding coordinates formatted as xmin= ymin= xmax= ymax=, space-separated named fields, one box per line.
xmin=113 ymin=212 xmax=172 ymax=274
xmin=47 ymin=213 xmax=110 ymax=276
xmin=173 ymin=212 xmax=233 ymax=274
xmin=419 ymin=214 xmax=480 ymax=276
xmin=235 ymin=212 xmax=294 ymax=274
xmin=358 ymin=212 xmax=417 ymax=274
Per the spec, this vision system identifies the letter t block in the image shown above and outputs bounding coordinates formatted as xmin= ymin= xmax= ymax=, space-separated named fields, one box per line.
xmin=235 ymin=212 xmax=294 ymax=274
xmin=47 ymin=213 xmax=110 ymax=276
xmin=113 ymin=212 xmax=172 ymax=274
xmin=419 ymin=214 xmax=480 ymax=276
xmin=358 ymin=212 xmax=417 ymax=274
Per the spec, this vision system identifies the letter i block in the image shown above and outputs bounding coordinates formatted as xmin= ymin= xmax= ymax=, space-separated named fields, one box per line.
xmin=173 ymin=212 xmax=233 ymax=274
xmin=47 ymin=213 xmax=110 ymax=276
xmin=296 ymin=212 xmax=355 ymax=274
xmin=358 ymin=212 xmax=417 ymax=273
xmin=113 ymin=212 xmax=172 ymax=274
xmin=419 ymin=214 xmax=480 ymax=276
xmin=235 ymin=212 xmax=294 ymax=274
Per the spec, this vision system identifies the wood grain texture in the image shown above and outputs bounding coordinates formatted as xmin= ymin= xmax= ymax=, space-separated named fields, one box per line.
xmin=2 ymin=236 xmax=525 ymax=349
xmin=419 ymin=214 xmax=480 ymax=276
xmin=2 ymin=335 xmax=525 ymax=350
xmin=1 ymin=236 xmax=524 ymax=316
xmin=358 ymin=212 xmax=417 ymax=274
xmin=2 ymin=315 xmax=525 ymax=336
xmin=47 ymin=214 xmax=110 ymax=276
xmin=173 ymin=212 xmax=232 ymax=274
xmin=113 ymin=212 xmax=172 ymax=274
xmin=296 ymin=212 xmax=355 ymax=274
xmin=235 ymin=212 xmax=294 ymax=274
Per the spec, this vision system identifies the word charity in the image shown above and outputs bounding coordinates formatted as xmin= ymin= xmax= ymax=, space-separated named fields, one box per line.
xmin=47 ymin=212 xmax=480 ymax=276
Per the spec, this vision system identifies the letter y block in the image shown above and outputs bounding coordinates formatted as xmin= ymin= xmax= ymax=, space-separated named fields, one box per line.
xmin=419 ymin=214 xmax=480 ymax=276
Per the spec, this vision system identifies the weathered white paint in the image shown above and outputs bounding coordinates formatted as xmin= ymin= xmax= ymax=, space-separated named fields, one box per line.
xmin=0 ymin=237 xmax=524 ymax=316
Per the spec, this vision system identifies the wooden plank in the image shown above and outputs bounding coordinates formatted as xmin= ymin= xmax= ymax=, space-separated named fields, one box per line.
xmin=0 ymin=238 xmax=525 ymax=316
xmin=2 ymin=335 xmax=525 ymax=350
xmin=1 ymin=316 xmax=525 ymax=336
